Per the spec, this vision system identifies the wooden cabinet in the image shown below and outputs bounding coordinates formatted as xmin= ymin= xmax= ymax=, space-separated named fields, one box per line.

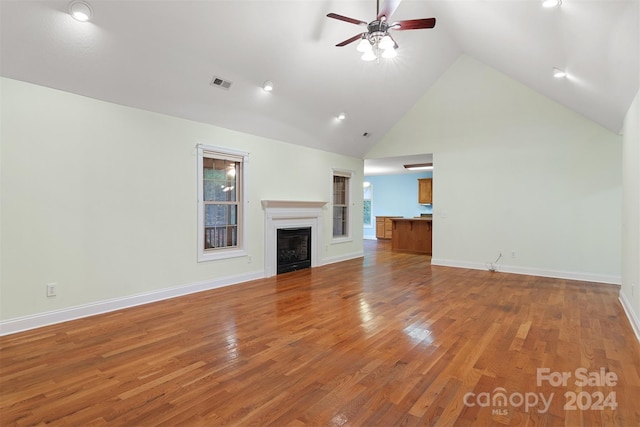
xmin=375 ymin=216 xmax=401 ymax=240
xmin=391 ymin=218 xmax=432 ymax=255
xmin=418 ymin=178 xmax=433 ymax=204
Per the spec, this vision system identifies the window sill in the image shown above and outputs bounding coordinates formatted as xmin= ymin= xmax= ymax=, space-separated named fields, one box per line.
xmin=331 ymin=237 xmax=353 ymax=244
xmin=198 ymin=248 xmax=247 ymax=263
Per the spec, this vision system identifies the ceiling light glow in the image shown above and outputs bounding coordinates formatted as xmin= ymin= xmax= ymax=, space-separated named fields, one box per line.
xmin=382 ymin=48 xmax=397 ymax=59
xmin=262 ymin=80 xmax=274 ymax=92
xmin=69 ymin=1 xmax=93 ymax=21
xmin=404 ymin=163 xmax=433 ymax=171
xmin=337 ymin=112 xmax=346 ymax=120
xmin=378 ymin=35 xmax=394 ymax=50
xmin=542 ymin=0 xmax=561 ymax=8
xmin=553 ymin=67 xmax=567 ymax=78
xmin=361 ymin=50 xmax=376 ymax=61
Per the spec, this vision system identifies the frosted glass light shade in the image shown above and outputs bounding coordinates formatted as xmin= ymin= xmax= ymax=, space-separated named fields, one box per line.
xmin=356 ymin=38 xmax=372 ymax=53
xmin=361 ymin=50 xmax=376 ymax=61
xmin=382 ymin=48 xmax=397 ymax=59
xmin=378 ymin=35 xmax=394 ymax=50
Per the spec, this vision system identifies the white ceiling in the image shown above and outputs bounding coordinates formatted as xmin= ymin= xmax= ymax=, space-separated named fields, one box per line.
xmin=1 ymin=0 xmax=638 ymax=163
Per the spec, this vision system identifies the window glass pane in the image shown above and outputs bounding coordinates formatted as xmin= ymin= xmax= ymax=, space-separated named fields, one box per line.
xmin=363 ymin=185 xmax=372 ymax=200
xmin=333 ymin=176 xmax=347 ymax=205
xmin=203 ymin=158 xmax=238 ymax=202
xmin=205 ymin=204 xmax=238 ymax=226
xmin=204 ymin=225 xmax=238 ymax=249
xmin=333 ymin=206 xmax=347 ymax=236
xmin=363 ymin=200 xmax=372 ymax=226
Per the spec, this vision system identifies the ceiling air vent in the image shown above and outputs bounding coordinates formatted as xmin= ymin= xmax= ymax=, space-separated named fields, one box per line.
xmin=210 ymin=76 xmax=232 ymax=90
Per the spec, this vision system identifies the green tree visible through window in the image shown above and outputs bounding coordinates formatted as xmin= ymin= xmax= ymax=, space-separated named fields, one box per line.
xmin=363 ymin=182 xmax=372 ymax=227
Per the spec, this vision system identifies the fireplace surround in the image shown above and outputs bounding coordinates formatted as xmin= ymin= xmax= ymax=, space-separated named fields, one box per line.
xmin=262 ymin=200 xmax=327 ymax=277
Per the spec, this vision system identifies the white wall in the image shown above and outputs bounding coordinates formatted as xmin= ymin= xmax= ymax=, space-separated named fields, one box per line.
xmin=367 ymin=55 xmax=622 ymax=283
xmin=0 ymin=78 xmax=363 ymax=330
xmin=621 ymin=91 xmax=640 ymax=339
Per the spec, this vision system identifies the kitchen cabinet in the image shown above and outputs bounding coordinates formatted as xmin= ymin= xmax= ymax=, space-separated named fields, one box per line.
xmin=391 ymin=218 xmax=432 ymax=255
xmin=375 ymin=216 xmax=402 ymax=240
xmin=418 ymin=178 xmax=433 ymax=204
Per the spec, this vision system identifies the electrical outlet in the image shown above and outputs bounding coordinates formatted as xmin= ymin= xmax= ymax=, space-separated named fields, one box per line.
xmin=46 ymin=283 xmax=57 ymax=297
xmin=511 ymin=251 xmax=516 ymax=258
xmin=247 ymin=255 xmax=252 ymax=264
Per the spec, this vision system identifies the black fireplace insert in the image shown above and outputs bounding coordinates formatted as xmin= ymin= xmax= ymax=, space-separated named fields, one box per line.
xmin=277 ymin=227 xmax=311 ymax=274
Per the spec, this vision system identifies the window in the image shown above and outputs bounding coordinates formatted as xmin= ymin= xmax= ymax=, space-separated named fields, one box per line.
xmin=363 ymin=182 xmax=373 ymax=228
xmin=197 ymin=145 xmax=248 ymax=261
xmin=332 ymin=169 xmax=353 ymax=240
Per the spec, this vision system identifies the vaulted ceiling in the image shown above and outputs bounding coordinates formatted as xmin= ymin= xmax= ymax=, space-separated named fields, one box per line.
xmin=1 ymin=0 xmax=637 ymax=159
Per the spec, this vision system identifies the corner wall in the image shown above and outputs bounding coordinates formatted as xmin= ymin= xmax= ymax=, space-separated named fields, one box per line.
xmin=367 ymin=55 xmax=622 ymax=283
xmin=0 ymin=78 xmax=363 ymax=333
xmin=621 ymin=91 xmax=640 ymax=340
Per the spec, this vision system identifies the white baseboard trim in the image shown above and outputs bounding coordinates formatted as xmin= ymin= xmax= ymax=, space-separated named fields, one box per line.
xmin=0 ymin=270 xmax=264 ymax=336
xmin=322 ymin=251 xmax=364 ymax=266
xmin=430 ymin=258 xmax=622 ymax=285
xmin=619 ymin=291 xmax=640 ymax=344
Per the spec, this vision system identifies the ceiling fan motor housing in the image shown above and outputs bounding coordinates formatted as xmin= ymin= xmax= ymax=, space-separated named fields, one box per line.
xmin=367 ymin=20 xmax=389 ymax=44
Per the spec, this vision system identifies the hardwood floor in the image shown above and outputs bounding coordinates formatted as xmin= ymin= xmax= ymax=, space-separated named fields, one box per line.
xmin=1 ymin=240 xmax=639 ymax=426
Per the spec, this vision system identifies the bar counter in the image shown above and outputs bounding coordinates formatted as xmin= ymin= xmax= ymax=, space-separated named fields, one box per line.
xmin=390 ymin=218 xmax=432 ymax=255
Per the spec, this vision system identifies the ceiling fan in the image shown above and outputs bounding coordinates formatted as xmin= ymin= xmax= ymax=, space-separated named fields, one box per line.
xmin=327 ymin=0 xmax=436 ymax=61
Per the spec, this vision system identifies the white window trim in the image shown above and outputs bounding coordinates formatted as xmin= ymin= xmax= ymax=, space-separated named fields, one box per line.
xmin=197 ymin=144 xmax=249 ymax=262
xmin=331 ymin=167 xmax=354 ymax=243
xmin=363 ymin=182 xmax=373 ymax=229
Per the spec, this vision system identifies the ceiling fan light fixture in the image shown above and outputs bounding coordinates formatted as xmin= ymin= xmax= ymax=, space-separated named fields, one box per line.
xmin=382 ymin=47 xmax=397 ymax=59
xmin=361 ymin=50 xmax=376 ymax=61
xmin=356 ymin=37 xmax=372 ymax=53
xmin=542 ymin=0 xmax=561 ymax=8
xmin=69 ymin=0 xmax=92 ymax=21
xmin=378 ymin=35 xmax=394 ymax=50
xmin=262 ymin=80 xmax=274 ymax=92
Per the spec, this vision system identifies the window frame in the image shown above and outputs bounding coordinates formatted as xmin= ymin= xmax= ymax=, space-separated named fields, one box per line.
xmin=331 ymin=168 xmax=353 ymax=242
xmin=197 ymin=144 xmax=249 ymax=262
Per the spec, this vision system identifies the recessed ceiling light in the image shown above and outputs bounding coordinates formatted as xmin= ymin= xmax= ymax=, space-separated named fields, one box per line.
xmin=337 ymin=112 xmax=346 ymax=120
xmin=553 ymin=67 xmax=567 ymax=78
xmin=69 ymin=1 xmax=93 ymax=21
xmin=262 ymin=81 xmax=274 ymax=92
xmin=542 ymin=0 xmax=561 ymax=8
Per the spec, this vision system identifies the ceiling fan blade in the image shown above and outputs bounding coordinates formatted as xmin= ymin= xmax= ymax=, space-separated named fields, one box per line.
xmin=391 ymin=18 xmax=436 ymax=30
xmin=326 ymin=13 xmax=367 ymax=26
xmin=377 ymin=0 xmax=402 ymax=20
xmin=336 ymin=33 xmax=365 ymax=47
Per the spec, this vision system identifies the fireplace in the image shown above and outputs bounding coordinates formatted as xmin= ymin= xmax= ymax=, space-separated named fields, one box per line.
xmin=262 ymin=200 xmax=327 ymax=277
xmin=277 ymin=227 xmax=311 ymax=274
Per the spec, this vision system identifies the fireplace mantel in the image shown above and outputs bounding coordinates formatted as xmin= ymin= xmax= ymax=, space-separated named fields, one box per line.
xmin=261 ymin=200 xmax=327 ymax=209
xmin=262 ymin=200 xmax=327 ymax=277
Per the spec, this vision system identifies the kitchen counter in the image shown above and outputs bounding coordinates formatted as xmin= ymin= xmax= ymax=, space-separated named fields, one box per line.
xmin=390 ymin=217 xmax=432 ymax=255
xmin=375 ymin=216 xmax=402 ymax=240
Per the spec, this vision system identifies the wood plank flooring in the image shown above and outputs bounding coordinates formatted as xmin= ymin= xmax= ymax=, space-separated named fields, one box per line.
xmin=1 ymin=240 xmax=639 ymax=426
